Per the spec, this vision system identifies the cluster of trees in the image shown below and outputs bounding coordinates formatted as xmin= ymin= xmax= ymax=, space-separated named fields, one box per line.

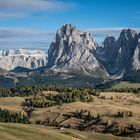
xmin=24 ymin=96 xmax=54 ymax=108
xmin=0 ymin=84 xmax=97 ymax=98
xmin=74 ymin=110 xmax=94 ymax=122
xmin=0 ymin=86 xmax=42 ymax=97
xmin=116 ymin=111 xmax=133 ymax=118
xmin=0 ymin=85 xmax=76 ymax=98
xmin=0 ymin=81 xmax=140 ymax=99
xmin=1 ymin=83 xmax=139 ymax=99
xmin=24 ymin=90 xmax=94 ymax=108
xmin=101 ymin=87 xmax=140 ymax=94
xmin=0 ymin=108 xmax=28 ymax=123
xmin=40 ymin=85 xmax=75 ymax=93
xmin=35 ymin=118 xmax=59 ymax=127
xmin=52 ymin=91 xmax=94 ymax=105
xmin=113 ymin=124 xmax=137 ymax=136
xmin=40 ymin=85 xmax=97 ymax=96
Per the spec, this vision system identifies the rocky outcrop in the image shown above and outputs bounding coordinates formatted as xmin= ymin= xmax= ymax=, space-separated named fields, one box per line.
xmin=96 ymin=36 xmax=117 ymax=75
xmin=47 ymin=24 xmax=106 ymax=77
xmin=133 ymin=38 xmax=140 ymax=70
xmin=97 ymin=29 xmax=139 ymax=77
xmin=0 ymin=49 xmax=48 ymax=71
xmin=116 ymin=29 xmax=138 ymax=74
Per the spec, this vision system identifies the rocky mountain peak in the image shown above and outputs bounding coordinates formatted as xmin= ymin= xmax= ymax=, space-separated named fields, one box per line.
xmin=55 ymin=24 xmax=97 ymax=50
xmin=103 ymin=36 xmax=115 ymax=48
xmin=138 ymin=33 xmax=140 ymax=39
xmin=56 ymin=24 xmax=76 ymax=37
xmin=47 ymin=24 xmax=106 ymax=77
xmin=96 ymin=28 xmax=140 ymax=76
xmin=118 ymin=29 xmax=137 ymax=42
xmin=133 ymin=41 xmax=140 ymax=70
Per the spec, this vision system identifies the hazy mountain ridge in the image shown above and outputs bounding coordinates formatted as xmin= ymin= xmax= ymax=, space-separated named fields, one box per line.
xmin=0 ymin=49 xmax=48 ymax=70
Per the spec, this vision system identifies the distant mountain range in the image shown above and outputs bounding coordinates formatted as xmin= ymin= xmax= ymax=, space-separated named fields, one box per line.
xmin=0 ymin=24 xmax=140 ymax=87
xmin=0 ymin=49 xmax=48 ymax=70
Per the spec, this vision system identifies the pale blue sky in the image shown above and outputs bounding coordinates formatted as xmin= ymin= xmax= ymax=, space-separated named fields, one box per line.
xmin=0 ymin=0 xmax=140 ymax=50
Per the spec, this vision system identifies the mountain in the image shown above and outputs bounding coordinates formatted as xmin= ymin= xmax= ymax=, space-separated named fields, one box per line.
xmin=0 ymin=49 xmax=48 ymax=71
xmin=0 ymin=24 xmax=140 ymax=87
xmin=97 ymin=28 xmax=140 ymax=78
xmin=47 ymin=24 xmax=107 ymax=78
xmin=133 ymin=35 xmax=140 ymax=70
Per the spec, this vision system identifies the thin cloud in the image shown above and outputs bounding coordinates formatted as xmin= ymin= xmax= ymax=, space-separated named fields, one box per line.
xmin=84 ymin=28 xmax=123 ymax=37
xmin=0 ymin=27 xmax=140 ymax=50
xmin=0 ymin=27 xmax=55 ymax=50
xmin=1 ymin=27 xmax=140 ymax=40
xmin=0 ymin=12 xmax=29 ymax=18
xmin=84 ymin=27 xmax=140 ymax=38
xmin=0 ymin=28 xmax=53 ymax=38
xmin=0 ymin=0 xmax=75 ymax=18
xmin=82 ymin=27 xmax=140 ymax=44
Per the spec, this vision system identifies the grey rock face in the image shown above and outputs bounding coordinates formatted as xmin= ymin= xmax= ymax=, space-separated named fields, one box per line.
xmin=117 ymin=29 xmax=138 ymax=74
xmin=47 ymin=24 xmax=106 ymax=77
xmin=0 ymin=49 xmax=48 ymax=71
xmin=133 ymin=38 xmax=140 ymax=70
xmin=97 ymin=28 xmax=139 ymax=77
xmin=96 ymin=36 xmax=117 ymax=75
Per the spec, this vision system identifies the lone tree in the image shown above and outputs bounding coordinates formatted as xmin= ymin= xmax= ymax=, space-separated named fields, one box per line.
xmin=128 ymin=111 xmax=133 ymax=117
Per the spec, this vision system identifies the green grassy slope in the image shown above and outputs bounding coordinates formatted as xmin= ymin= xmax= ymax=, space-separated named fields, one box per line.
xmin=111 ymin=81 xmax=140 ymax=89
xmin=0 ymin=123 xmax=136 ymax=140
xmin=0 ymin=123 xmax=71 ymax=140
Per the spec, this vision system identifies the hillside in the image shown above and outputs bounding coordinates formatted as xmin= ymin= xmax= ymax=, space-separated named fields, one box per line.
xmin=0 ymin=85 xmax=139 ymax=139
xmin=0 ymin=123 xmax=136 ymax=140
xmin=0 ymin=123 xmax=71 ymax=140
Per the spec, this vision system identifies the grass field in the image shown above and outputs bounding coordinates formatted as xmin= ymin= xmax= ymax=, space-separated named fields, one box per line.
xmin=31 ymin=91 xmax=140 ymax=128
xmin=0 ymin=89 xmax=140 ymax=139
xmin=0 ymin=123 xmax=136 ymax=140
xmin=0 ymin=97 xmax=25 ymax=113
xmin=111 ymin=81 xmax=140 ymax=89
xmin=0 ymin=123 xmax=72 ymax=140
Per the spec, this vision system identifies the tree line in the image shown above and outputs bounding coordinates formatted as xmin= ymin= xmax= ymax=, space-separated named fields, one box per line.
xmin=101 ymin=87 xmax=140 ymax=94
xmin=0 ymin=84 xmax=140 ymax=98
xmin=24 ymin=90 xmax=94 ymax=108
xmin=0 ymin=86 xmax=42 ymax=97
xmin=0 ymin=85 xmax=95 ymax=98
xmin=0 ymin=108 xmax=28 ymax=123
